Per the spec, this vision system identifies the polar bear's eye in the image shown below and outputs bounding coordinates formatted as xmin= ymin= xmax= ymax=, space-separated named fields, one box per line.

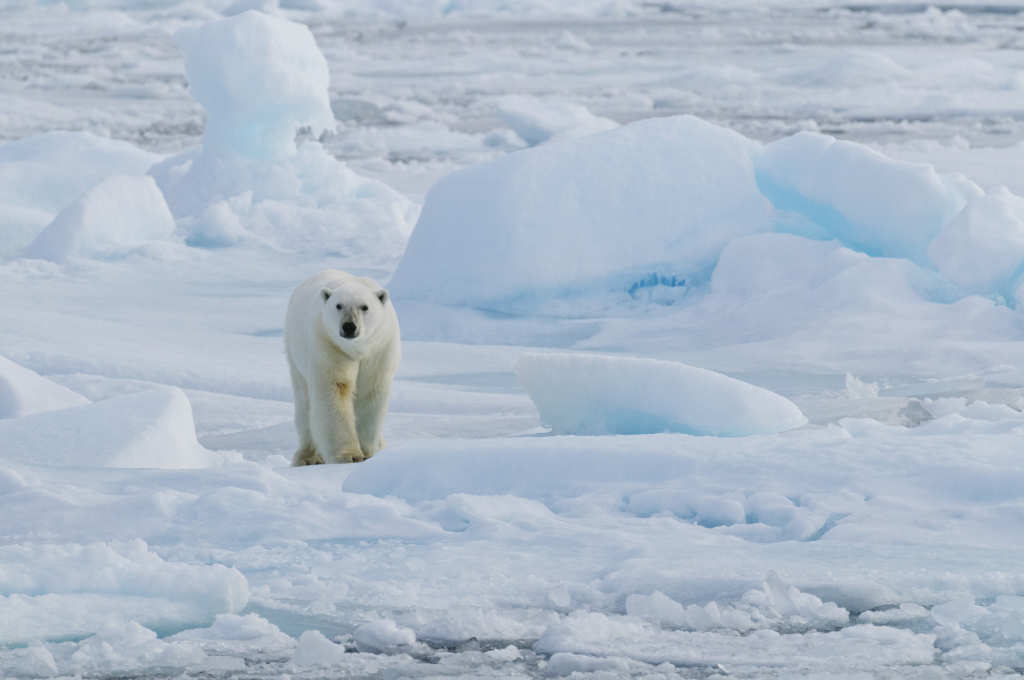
xmin=361 ymin=305 xmax=369 ymax=311
xmin=336 ymin=304 xmax=342 ymax=309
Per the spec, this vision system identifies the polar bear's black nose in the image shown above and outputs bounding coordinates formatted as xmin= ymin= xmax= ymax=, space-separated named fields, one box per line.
xmin=342 ymin=322 xmax=358 ymax=338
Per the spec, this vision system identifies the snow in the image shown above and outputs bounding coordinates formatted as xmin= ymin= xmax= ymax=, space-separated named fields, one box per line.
xmin=0 ymin=387 xmax=220 ymax=469
xmin=4 ymin=3 xmax=1024 ymax=678
xmin=390 ymin=115 xmax=771 ymax=309
xmin=513 ymin=352 xmax=808 ymax=436
xmin=0 ymin=354 xmax=89 ymax=418
xmin=23 ymin=175 xmax=175 ymax=262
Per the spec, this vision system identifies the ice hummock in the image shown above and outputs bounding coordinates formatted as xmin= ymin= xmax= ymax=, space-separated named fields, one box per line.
xmin=0 ymin=387 xmax=221 ymax=469
xmin=154 ymin=11 xmax=418 ymax=262
xmin=0 ymin=132 xmax=161 ymax=260
xmin=0 ymin=354 xmax=90 ymax=419
xmin=513 ymin=352 xmax=808 ymax=436
xmin=389 ymin=115 xmax=772 ymax=309
xmin=23 ymin=175 xmax=175 ymax=263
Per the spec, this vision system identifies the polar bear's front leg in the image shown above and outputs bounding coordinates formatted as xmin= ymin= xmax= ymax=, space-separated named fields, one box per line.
xmin=288 ymin=354 xmax=322 ymax=466
xmin=308 ymin=372 xmax=364 ymax=463
xmin=354 ymin=382 xmax=391 ymax=461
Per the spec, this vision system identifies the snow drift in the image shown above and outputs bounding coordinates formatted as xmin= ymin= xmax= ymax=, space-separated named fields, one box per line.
xmin=0 ymin=387 xmax=220 ymax=469
xmin=0 ymin=132 xmax=161 ymax=260
xmin=513 ymin=352 xmax=807 ymax=436
xmin=0 ymin=354 xmax=90 ymax=419
xmin=23 ymin=175 xmax=175 ymax=262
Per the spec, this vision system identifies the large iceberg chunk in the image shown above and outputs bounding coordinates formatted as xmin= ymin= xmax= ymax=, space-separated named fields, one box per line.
xmin=0 ymin=387 xmax=220 ymax=469
xmin=157 ymin=11 xmax=417 ymax=262
xmin=754 ymin=131 xmax=977 ymax=262
xmin=513 ymin=352 xmax=807 ymax=436
xmin=23 ymin=175 xmax=175 ymax=263
xmin=173 ymin=10 xmax=333 ymax=162
xmin=0 ymin=354 xmax=90 ymax=419
xmin=389 ymin=115 xmax=772 ymax=308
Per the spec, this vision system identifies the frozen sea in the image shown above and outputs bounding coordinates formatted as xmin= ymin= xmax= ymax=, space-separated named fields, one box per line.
xmin=4 ymin=2 xmax=1024 ymax=679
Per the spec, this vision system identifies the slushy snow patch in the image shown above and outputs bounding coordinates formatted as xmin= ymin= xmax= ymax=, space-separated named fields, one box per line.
xmin=23 ymin=175 xmax=175 ymax=263
xmin=755 ymin=131 xmax=978 ymax=262
xmin=389 ymin=115 xmax=771 ymax=308
xmin=158 ymin=11 xmax=416 ymax=262
xmin=513 ymin=352 xmax=807 ymax=436
xmin=0 ymin=387 xmax=220 ymax=469
xmin=927 ymin=186 xmax=1024 ymax=298
xmin=0 ymin=354 xmax=89 ymax=419
xmin=494 ymin=95 xmax=618 ymax=146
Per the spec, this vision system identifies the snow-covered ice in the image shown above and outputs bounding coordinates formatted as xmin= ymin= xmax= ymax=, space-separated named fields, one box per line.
xmin=514 ymin=352 xmax=807 ymax=436
xmin=23 ymin=175 xmax=175 ymax=262
xmin=3 ymin=2 xmax=1024 ymax=679
xmin=0 ymin=353 xmax=89 ymax=418
xmin=0 ymin=132 xmax=162 ymax=259
xmin=0 ymin=386 xmax=220 ymax=468
xmin=390 ymin=115 xmax=770 ymax=310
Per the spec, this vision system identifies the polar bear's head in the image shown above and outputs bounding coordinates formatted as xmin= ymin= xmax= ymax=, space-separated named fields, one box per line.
xmin=320 ymin=282 xmax=389 ymax=352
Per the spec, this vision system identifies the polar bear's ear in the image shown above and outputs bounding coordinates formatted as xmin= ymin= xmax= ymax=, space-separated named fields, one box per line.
xmin=320 ymin=287 xmax=333 ymax=303
xmin=377 ymin=289 xmax=389 ymax=305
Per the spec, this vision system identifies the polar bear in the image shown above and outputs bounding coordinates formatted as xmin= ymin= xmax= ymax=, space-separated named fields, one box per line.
xmin=285 ymin=270 xmax=400 ymax=465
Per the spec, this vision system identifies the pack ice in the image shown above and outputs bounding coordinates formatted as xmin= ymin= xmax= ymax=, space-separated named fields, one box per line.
xmin=3 ymin=6 xmax=1024 ymax=680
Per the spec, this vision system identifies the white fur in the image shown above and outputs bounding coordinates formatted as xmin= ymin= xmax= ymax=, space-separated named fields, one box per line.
xmin=285 ymin=270 xmax=400 ymax=465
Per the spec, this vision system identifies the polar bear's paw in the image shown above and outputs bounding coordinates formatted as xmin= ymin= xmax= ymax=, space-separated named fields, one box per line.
xmin=291 ymin=447 xmax=324 ymax=466
xmin=329 ymin=447 xmax=365 ymax=464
